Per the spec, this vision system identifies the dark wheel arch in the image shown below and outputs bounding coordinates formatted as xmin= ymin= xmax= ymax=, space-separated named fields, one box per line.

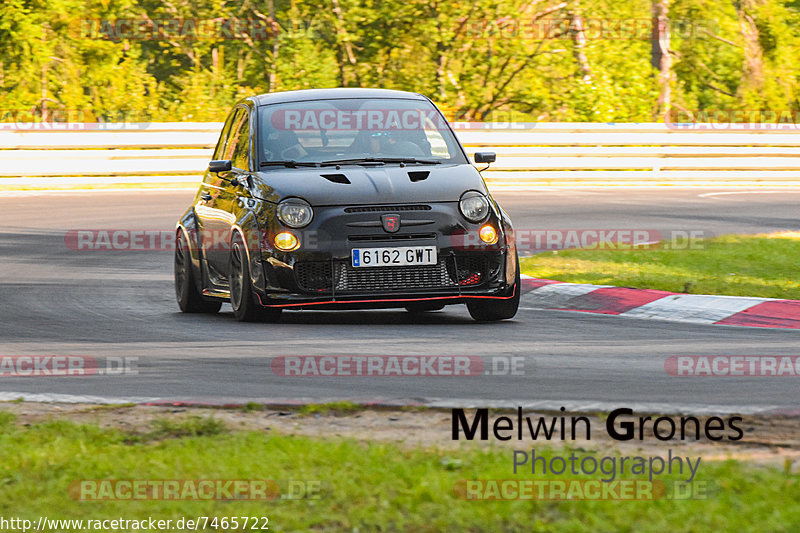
xmin=466 ymin=252 xmax=520 ymax=322
xmin=229 ymin=230 xmax=282 ymax=323
xmin=174 ymin=228 xmax=221 ymax=314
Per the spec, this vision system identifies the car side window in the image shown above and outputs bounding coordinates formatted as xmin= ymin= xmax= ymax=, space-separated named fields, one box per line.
xmin=231 ymin=112 xmax=251 ymax=171
xmin=212 ymin=109 xmax=239 ymax=160
xmin=221 ymin=109 xmax=246 ymax=162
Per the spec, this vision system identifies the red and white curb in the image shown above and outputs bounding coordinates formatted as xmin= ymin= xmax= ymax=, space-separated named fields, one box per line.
xmin=520 ymin=275 xmax=800 ymax=330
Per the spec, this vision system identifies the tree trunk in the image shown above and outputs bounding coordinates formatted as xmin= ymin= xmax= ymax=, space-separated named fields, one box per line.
xmin=41 ymin=63 xmax=48 ymax=122
xmin=268 ymin=0 xmax=278 ymax=92
xmin=569 ymin=10 xmax=591 ymax=82
xmin=736 ymin=0 xmax=765 ymax=98
xmin=651 ymin=0 xmax=671 ymax=119
xmin=40 ymin=26 xmax=48 ymax=122
xmin=331 ymin=0 xmax=361 ymax=86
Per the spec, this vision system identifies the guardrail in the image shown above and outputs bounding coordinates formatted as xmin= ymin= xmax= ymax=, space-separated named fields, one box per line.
xmin=2 ymin=122 xmax=800 ymax=188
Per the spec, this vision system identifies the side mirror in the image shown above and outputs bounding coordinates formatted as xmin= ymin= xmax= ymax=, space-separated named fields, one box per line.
xmin=474 ymin=152 xmax=496 ymax=164
xmin=209 ymin=160 xmax=232 ymax=173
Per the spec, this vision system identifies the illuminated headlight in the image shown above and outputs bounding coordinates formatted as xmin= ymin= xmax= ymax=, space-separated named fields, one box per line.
xmin=274 ymin=232 xmax=300 ymax=251
xmin=459 ymin=192 xmax=489 ymax=222
xmin=277 ymin=198 xmax=313 ymax=228
xmin=479 ymin=225 xmax=498 ymax=245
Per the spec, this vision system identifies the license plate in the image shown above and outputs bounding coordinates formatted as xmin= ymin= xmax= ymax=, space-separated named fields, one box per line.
xmin=351 ymin=246 xmax=437 ymax=268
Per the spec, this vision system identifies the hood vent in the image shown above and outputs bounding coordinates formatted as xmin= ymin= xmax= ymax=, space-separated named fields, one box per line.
xmin=408 ymin=170 xmax=430 ymax=182
xmin=345 ymin=204 xmax=431 ymax=213
xmin=321 ymin=173 xmax=350 ymax=184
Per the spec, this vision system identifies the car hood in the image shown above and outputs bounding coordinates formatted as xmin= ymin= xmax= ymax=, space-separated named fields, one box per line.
xmin=250 ymin=164 xmax=487 ymax=206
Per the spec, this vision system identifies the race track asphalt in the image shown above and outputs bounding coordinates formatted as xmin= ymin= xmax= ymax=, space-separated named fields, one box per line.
xmin=1 ymin=188 xmax=798 ymax=413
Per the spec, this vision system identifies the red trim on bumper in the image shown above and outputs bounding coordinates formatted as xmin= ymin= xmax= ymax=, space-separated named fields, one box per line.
xmin=255 ymin=284 xmax=517 ymax=308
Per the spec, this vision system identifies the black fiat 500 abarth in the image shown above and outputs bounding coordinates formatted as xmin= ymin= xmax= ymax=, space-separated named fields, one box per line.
xmin=174 ymin=88 xmax=519 ymax=322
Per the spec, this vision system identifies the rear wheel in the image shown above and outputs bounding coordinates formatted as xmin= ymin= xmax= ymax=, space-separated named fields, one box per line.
xmin=230 ymin=233 xmax=282 ymax=323
xmin=405 ymin=302 xmax=446 ymax=313
xmin=174 ymin=230 xmax=221 ymax=314
xmin=466 ymin=253 xmax=520 ymax=322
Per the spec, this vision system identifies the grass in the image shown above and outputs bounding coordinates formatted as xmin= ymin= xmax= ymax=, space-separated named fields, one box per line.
xmin=519 ymin=233 xmax=800 ymax=299
xmin=298 ymin=401 xmax=366 ymax=416
xmin=148 ymin=416 xmax=228 ymax=439
xmin=83 ymin=403 xmax=137 ymax=411
xmin=239 ymin=402 xmax=264 ymax=413
xmin=0 ymin=412 xmax=798 ymax=532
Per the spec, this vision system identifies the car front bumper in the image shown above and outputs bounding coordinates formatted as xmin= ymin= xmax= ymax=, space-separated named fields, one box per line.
xmin=250 ymin=201 xmax=516 ymax=309
xmin=253 ymin=250 xmax=515 ymax=309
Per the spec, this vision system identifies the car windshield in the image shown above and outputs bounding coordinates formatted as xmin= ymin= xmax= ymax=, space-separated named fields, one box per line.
xmin=257 ymin=98 xmax=466 ymax=166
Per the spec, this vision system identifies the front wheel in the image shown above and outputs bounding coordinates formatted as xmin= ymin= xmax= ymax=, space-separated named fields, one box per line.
xmin=466 ymin=253 xmax=520 ymax=322
xmin=174 ymin=230 xmax=221 ymax=314
xmin=230 ymin=233 xmax=282 ymax=323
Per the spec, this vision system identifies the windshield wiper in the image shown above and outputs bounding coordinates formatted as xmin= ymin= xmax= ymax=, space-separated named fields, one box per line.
xmin=259 ymin=160 xmax=320 ymax=168
xmin=319 ymin=157 xmax=442 ymax=167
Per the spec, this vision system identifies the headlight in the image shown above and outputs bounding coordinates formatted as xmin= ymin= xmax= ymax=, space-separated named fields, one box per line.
xmin=479 ymin=225 xmax=498 ymax=245
xmin=277 ymin=198 xmax=313 ymax=228
xmin=274 ymin=232 xmax=300 ymax=251
xmin=459 ymin=192 xmax=489 ymax=222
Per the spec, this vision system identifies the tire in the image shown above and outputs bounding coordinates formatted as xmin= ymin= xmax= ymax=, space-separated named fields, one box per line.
xmin=174 ymin=230 xmax=222 ymax=314
xmin=466 ymin=253 xmax=520 ymax=322
xmin=405 ymin=302 xmax=446 ymax=313
xmin=229 ymin=233 xmax=282 ymax=323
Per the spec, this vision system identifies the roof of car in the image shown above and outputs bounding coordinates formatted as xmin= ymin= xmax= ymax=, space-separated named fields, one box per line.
xmin=252 ymin=88 xmax=428 ymax=106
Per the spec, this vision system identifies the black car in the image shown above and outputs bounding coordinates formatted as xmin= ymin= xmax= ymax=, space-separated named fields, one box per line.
xmin=174 ymin=88 xmax=519 ymax=322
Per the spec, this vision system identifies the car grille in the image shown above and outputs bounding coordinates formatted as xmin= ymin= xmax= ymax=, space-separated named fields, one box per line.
xmin=348 ymin=233 xmax=436 ymax=242
xmin=294 ymin=256 xmax=487 ymax=293
xmin=448 ymin=255 xmax=488 ymax=286
xmin=335 ymin=260 xmax=453 ymax=292
xmin=294 ymin=261 xmax=333 ymax=292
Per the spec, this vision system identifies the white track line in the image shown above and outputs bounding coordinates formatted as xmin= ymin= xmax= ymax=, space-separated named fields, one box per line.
xmin=698 ymin=190 xmax=800 ymax=198
xmin=0 ymin=392 xmax=158 ymax=404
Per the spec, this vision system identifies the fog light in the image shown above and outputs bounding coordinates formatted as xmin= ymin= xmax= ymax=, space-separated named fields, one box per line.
xmin=479 ymin=225 xmax=498 ymax=245
xmin=274 ymin=232 xmax=300 ymax=251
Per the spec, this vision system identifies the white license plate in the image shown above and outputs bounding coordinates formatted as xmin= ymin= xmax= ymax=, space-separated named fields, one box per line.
xmin=351 ymin=246 xmax=437 ymax=268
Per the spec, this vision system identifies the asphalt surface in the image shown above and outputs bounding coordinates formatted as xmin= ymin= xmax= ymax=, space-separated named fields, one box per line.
xmin=1 ymin=188 xmax=799 ymax=413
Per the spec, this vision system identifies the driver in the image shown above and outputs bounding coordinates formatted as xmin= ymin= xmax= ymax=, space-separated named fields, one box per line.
xmin=348 ymin=130 xmax=425 ymax=157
